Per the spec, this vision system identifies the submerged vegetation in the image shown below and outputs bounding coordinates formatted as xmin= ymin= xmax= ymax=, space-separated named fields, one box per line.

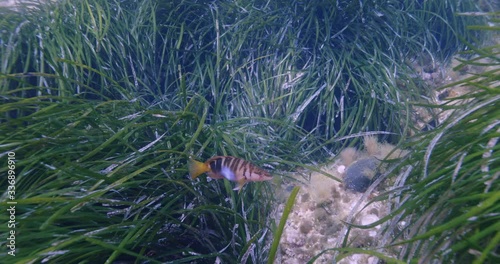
xmin=382 ymin=29 xmax=500 ymax=262
xmin=0 ymin=0 xmax=495 ymax=263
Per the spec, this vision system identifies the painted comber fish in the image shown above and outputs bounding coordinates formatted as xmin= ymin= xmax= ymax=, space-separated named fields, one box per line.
xmin=188 ymin=156 xmax=272 ymax=191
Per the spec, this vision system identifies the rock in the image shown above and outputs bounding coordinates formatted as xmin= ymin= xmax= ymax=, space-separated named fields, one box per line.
xmin=343 ymin=157 xmax=380 ymax=192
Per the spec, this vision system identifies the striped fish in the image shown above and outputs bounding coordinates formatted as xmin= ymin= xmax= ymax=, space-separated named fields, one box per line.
xmin=188 ymin=156 xmax=272 ymax=191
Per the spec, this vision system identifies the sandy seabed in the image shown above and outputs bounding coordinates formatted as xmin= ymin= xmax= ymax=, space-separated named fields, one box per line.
xmin=277 ymin=137 xmax=403 ymax=263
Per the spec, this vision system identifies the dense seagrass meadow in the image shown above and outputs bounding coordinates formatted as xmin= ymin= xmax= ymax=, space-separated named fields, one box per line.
xmin=0 ymin=0 xmax=498 ymax=263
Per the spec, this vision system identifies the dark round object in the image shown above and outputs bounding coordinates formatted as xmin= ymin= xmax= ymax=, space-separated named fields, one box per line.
xmin=343 ymin=158 xmax=380 ymax=192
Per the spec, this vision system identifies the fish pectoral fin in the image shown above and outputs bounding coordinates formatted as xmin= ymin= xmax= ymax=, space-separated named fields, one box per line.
xmin=233 ymin=179 xmax=246 ymax=192
xmin=188 ymin=159 xmax=210 ymax=179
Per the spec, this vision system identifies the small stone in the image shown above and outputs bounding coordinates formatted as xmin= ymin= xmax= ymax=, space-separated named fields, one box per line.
xmin=301 ymin=193 xmax=310 ymax=203
xmin=344 ymin=157 xmax=380 ymax=192
xmin=299 ymin=220 xmax=313 ymax=234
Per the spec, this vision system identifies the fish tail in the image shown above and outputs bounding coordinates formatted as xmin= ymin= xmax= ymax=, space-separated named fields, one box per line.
xmin=188 ymin=159 xmax=210 ymax=179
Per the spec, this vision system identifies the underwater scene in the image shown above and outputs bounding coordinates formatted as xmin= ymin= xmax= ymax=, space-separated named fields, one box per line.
xmin=0 ymin=0 xmax=499 ymax=263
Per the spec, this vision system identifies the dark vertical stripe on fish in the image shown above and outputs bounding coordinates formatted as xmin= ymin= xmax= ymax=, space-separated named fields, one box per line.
xmin=210 ymin=157 xmax=222 ymax=173
xmin=237 ymin=160 xmax=242 ymax=175
xmin=223 ymin=156 xmax=232 ymax=170
xmin=240 ymin=160 xmax=249 ymax=178
xmin=217 ymin=157 xmax=223 ymax=172
xmin=233 ymin=158 xmax=241 ymax=174
xmin=247 ymin=160 xmax=253 ymax=178
xmin=225 ymin=157 xmax=231 ymax=173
